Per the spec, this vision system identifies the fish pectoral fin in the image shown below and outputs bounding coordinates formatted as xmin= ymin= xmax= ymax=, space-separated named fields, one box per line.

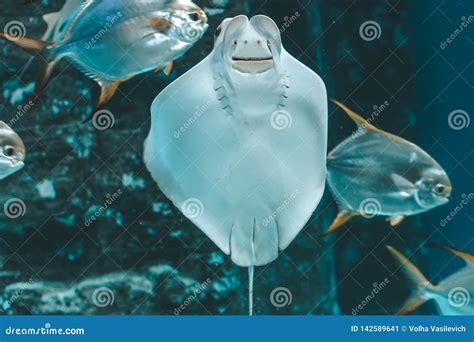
xmin=164 ymin=61 xmax=174 ymax=76
xmin=323 ymin=210 xmax=359 ymax=236
xmin=149 ymin=18 xmax=172 ymax=33
xmin=42 ymin=12 xmax=60 ymax=27
xmin=391 ymin=173 xmax=415 ymax=194
xmin=388 ymin=215 xmax=405 ymax=227
xmin=154 ymin=67 xmax=162 ymax=73
xmin=427 ymin=243 xmax=474 ymax=266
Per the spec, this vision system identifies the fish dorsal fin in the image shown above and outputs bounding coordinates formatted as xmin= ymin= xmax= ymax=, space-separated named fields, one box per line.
xmin=427 ymin=243 xmax=474 ymax=266
xmin=331 ymin=99 xmax=384 ymax=133
xmin=43 ymin=12 xmax=60 ymax=27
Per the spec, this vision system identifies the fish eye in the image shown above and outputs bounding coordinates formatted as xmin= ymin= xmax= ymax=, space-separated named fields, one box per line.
xmin=190 ymin=11 xmax=201 ymax=22
xmin=3 ymin=145 xmax=16 ymax=157
xmin=433 ymin=184 xmax=446 ymax=195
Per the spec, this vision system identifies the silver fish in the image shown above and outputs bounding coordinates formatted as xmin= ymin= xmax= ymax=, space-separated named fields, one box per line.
xmin=324 ymin=100 xmax=452 ymax=235
xmin=388 ymin=245 xmax=474 ymax=315
xmin=0 ymin=122 xmax=25 ymax=180
xmin=1 ymin=0 xmax=208 ymax=109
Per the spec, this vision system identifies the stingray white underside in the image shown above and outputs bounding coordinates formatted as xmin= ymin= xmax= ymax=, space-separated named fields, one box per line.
xmin=145 ymin=49 xmax=327 ymax=267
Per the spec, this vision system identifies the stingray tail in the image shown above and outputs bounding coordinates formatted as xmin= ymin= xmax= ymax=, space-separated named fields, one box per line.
xmin=386 ymin=245 xmax=436 ymax=314
xmin=248 ymin=266 xmax=254 ymax=316
xmin=0 ymin=33 xmax=59 ymax=99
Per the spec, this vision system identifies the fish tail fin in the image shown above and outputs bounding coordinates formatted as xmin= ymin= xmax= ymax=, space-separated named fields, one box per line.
xmin=386 ymin=245 xmax=435 ymax=314
xmin=322 ymin=210 xmax=359 ymax=236
xmin=0 ymin=33 xmax=59 ymax=98
xmin=0 ymin=33 xmax=52 ymax=55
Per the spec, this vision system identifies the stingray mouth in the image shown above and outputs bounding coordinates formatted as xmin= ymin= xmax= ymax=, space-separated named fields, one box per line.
xmin=231 ymin=56 xmax=274 ymax=73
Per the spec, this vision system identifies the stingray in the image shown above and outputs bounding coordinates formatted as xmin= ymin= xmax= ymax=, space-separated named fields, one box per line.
xmin=144 ymin=15 xmax=328 ymax=314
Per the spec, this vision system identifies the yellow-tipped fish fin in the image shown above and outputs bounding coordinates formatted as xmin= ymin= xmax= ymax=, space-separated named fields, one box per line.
xmin=386 ymin=245 xmax=434 ymax=315
xmin=154 ymin=67 xmax=162 ymax=73
xmin=164 ymin=61 xmax=174 ymax=76
xmin=149 ymin=18 xmax=172 ymax=32
xmin=35 ymin=59 xmax=60 ymax=97
xmin=323 ymin=210 xmax=359 ymax=236
xmin=330 ymin=99 xmax=381 ymax=131
xmin=388 ymin=215 xmax=405 ymax=227
xmin=97 ymin=82 xmax=121 ymax=110
xmin=0 ymin=33 xmax=52 ymax=55
xmin=427 ymin=243 xmax=474 ymax=266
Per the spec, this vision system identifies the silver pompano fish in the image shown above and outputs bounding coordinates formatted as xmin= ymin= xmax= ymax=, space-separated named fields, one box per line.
xmin=388 ymin=245 xmax=474 ymax=315
xmin=0 ymin=122 xmax=25 ymax=180
xmin=1 ymin=0 xmax=208 ymax=109
xmin=324 ymin=100 xmax=452 ymax=235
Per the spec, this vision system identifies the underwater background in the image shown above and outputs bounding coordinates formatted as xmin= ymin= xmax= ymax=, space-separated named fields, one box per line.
xmin=0 ymin=0 xmax=472 ymax=315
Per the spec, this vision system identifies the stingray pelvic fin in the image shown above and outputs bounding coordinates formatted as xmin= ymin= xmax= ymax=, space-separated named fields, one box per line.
xmin=323 ymin=210 xmax=360 ymax=236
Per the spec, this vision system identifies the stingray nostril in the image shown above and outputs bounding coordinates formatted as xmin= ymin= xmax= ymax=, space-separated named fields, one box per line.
xmin=244 ymin=40 xmax=248 ymax=44
xmin=257 ymin=40 xmax=261 ymax=44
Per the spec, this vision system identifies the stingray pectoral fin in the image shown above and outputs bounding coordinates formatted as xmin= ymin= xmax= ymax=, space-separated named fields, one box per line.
xmin=427 ymin=243 xmax=474 ymax=265
xmin=388 ymin=215 xmax=405 ymax=227
xmin=164 ymin=61 xmax=174 ymax=76
xmin=323 ymin=210 xmax=360 ymax=236
xmin=386 ymin=245 xmax=434 ymax=315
